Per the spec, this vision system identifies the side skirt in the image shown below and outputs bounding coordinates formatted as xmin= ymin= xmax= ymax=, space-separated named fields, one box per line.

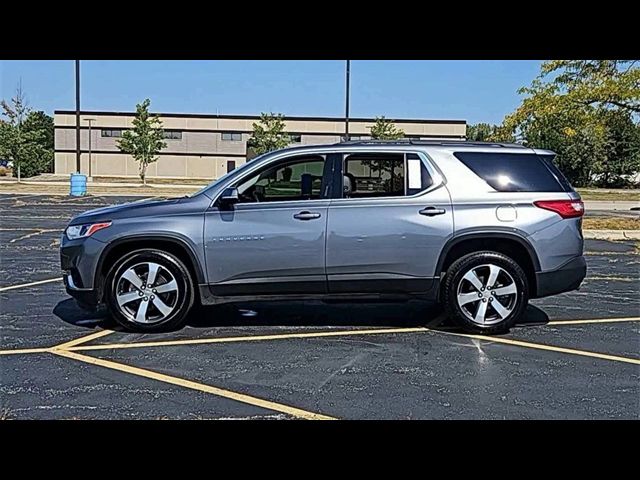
xmin=198 ymin=280 xmax=440 ymax=306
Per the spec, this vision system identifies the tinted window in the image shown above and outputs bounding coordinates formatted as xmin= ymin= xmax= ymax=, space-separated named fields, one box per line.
xmin=453 ymin=152 xmax=564 ymax=192
xmin=344 ymin=153 xmax=405 ymax=198
xmin=236 ymin=155 xmax=326 ymax=203
xmin=539 ymin=154 xmax=574 ymax=192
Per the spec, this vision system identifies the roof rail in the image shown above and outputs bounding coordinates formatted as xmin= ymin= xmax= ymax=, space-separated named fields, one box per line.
xmin=337 ymin=139 xmax=526 ymax=148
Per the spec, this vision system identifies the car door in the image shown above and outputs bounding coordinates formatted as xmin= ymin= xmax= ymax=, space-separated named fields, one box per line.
xmin=326 ymin=150 xmax=453 ymax=294
xmin=204 ymin=153 xmax=333 ymax=295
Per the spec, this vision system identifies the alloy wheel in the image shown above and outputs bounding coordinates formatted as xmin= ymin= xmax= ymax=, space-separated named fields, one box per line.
xmin=456 ymin=263 xmax=518 ymax=326
xmin=115 ymin=261 xmax=179 ymax=324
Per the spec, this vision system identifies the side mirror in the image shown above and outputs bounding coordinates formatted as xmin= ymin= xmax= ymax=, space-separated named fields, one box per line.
xmin=219 ymin=187 xmax=239 ymax=205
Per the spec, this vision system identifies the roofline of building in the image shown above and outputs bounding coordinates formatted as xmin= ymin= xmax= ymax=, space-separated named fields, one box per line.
xmin=53 ymin=110 xmax=466 ymax=125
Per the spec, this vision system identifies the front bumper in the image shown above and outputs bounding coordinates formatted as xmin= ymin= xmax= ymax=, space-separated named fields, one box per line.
xmin=62 ymin=272 xmax=100 ymax=309
xmin=60 ymin=236 xmax=106 ymax=308
xmin=534 ymin=255 xmax=587 ymax=298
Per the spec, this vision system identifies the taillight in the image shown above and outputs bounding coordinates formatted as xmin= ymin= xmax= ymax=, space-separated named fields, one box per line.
xmin=534 ymin=200 xmax=584 ymax=219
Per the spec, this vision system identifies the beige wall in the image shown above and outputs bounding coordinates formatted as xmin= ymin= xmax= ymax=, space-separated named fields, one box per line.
xmin=55 ymin=112 xmax=465 ymax=179
xmin=55 ymin=113 xmax=466 ymax=138
xmin=55 ymin=152 xmax=241 ymax=179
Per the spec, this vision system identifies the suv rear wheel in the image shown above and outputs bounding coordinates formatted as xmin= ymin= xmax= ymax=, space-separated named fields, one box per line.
xmin=443 ymin=251 xmax=528 ymax=334
xmin=105 ymin=249 xmax=195 ymax=332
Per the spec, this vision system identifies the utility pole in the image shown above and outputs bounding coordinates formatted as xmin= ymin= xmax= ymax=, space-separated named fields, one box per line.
xmin=75 ymin=60 xmax=81 ymax=174
xmin=345 ymin=60 xmax=351 ymax=141
xmin=85 ymin=118 xmax=96 ymax=180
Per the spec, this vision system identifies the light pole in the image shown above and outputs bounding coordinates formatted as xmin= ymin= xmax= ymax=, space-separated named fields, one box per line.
xmin=75 ymin=60 xmax=81 ymax=174
xmin=85 ymin=118 xmax=96 ymax=181
xmin=345 ymin=60 xmax=351 ymax=141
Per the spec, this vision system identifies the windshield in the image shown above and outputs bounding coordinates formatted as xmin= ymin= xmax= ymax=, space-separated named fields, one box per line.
xmin=189 ymin=153 xmax=269 ymax=198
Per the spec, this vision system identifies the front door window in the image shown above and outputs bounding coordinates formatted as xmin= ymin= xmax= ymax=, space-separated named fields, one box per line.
xmin=235 ymin=155 xmax=326 ymax=203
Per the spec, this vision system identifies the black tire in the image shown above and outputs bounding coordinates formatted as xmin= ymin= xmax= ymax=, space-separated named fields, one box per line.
xmin=442 ymin=251 xmax=528 ymax=334
xmin=105 ymin=249 xmax=195 ymax=332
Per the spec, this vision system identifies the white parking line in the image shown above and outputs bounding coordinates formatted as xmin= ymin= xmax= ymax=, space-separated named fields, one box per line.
xmin=0 ymin=277 xmax=61 ymax=292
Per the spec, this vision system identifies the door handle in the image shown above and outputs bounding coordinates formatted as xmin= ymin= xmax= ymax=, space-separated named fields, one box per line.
xmin=294 ymin=211 xmax=321 ymax=221
xmin=419 ymin=206 xmax=446 ymax=217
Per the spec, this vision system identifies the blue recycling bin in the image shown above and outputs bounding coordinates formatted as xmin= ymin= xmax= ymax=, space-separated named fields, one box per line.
xmin=70 ymin=173 xmax=87 ymax=196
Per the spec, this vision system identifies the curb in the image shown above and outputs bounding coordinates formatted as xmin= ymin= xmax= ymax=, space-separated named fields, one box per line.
xmin=583 ymin=230 xmax=640 ymax=241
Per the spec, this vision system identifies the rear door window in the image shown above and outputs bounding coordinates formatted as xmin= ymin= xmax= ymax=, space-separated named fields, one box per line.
xmin=453 ymin=152 xmax=566 ymax=192
xmin=342 ymin=152 xmax=434 ymax=199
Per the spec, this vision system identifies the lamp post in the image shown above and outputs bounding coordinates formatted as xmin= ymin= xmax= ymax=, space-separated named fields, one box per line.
xmin=75 ymin=60 xmax=81 ymax=174
xmin=345 ymin=60 xmax=351 ymax=141
xmin=85 ymin=118 xmax=96 ymax=181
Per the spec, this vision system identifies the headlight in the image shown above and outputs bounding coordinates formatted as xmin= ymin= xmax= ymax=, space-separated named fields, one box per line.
xmin=66 ymin=222 xmax=112 ymax=240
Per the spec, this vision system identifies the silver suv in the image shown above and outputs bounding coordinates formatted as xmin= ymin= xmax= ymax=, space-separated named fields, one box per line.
xmin=61 ymin=140 xmax=586 ymax=334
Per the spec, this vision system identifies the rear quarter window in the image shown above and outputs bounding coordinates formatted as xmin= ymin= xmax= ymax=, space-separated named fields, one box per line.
xmin=453 ymin=152 xmax=567 ymax=192
xmin=538 ymin=154 xmax=574 ymax=192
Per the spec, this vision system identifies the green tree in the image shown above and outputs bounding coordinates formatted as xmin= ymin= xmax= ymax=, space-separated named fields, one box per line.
xmin=117 ymin=99 xmax=166 ymax=185
xmin=247 ymin=113 xmax=291 ymax=158
xmin=466 ymin=123 xmax=500 ymax=141
xmin=496 ymin=60 xmax=640 ymax=187
xmin=597 ymin=109 xmax=640 ymax=187
xmin=539 ymin=60 xmax=639 ymax=113
xmin=0 ymin=83 xmax=54 ymax=179
xmin=369 ymin=116 xmax=405 ymax=140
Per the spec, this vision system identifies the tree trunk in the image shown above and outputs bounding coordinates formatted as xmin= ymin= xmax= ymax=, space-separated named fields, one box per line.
xmin=140 ymin=162 xmax=146 ymax=186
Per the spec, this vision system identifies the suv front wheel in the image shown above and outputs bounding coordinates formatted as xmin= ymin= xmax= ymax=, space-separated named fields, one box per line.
xmin=443 ymin=251 xmax=528 ymax=334
xmin=105 ymin=249 xmax=195 ymax=332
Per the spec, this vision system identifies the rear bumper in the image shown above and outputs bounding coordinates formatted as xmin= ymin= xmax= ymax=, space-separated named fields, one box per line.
xmin=534 ymin=255 xmax=587 ymax=298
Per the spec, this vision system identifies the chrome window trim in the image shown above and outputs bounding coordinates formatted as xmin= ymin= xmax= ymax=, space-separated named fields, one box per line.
xmin=208 ymin=146 xmax=447 ymax=209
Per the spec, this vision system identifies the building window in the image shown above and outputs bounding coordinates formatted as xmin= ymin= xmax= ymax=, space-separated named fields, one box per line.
xmin=101 ymin=129 xmax=123 ymax=138
xmin=222 ymin=132 xmax=243 ymax=141
xmin=350 ymin=135 xmax=371 ymax=140
xmin=164 ymin=130 xmax=182 ymax=140
xmin=289 ymin=134 xmax=302 ymax=143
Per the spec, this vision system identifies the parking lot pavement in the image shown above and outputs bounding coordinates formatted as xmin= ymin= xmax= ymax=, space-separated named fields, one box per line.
xmin=0 ymin=193 xmax=638 ymax=419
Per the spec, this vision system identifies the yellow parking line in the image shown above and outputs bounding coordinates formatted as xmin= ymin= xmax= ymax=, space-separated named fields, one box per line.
xmin=439 ymin=330 xmax=640 ymax=365
xmin=0 ymin=277 xmax=60 ymax=292
xmin=547 ymin=317 xmax=640 ymax=326
xmin=67 ymin=327 xmax=429 ymax=352
xmin=2 ymin=317 xmax=637 ymax=358
xmin=0 ymin=347 xmax=52 ymax=356
xmin=52 ymin=329 xmax=116 ymax=350
xmin=52 ymin=349 xmax=336 ymax=420
xmin=64 ymin=318 xmax=640 ymax=355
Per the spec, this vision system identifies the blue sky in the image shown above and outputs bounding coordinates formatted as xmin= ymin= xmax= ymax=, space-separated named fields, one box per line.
xmin=1 ymin=60 xmax=542 ymax=124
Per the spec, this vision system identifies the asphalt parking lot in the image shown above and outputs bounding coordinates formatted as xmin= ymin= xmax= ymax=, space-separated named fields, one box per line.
xmin=1 ymin=193 xmax=638 ymax=419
